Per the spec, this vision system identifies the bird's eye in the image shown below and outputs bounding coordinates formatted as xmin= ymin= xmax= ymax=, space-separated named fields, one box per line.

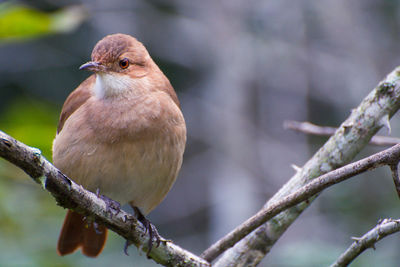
xmin=119 ymin=58 xmax=129 ymax=69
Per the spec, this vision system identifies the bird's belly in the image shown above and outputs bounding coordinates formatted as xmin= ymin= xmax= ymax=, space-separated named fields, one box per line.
xmin=53 ymin=135 xmax=183 ymax=215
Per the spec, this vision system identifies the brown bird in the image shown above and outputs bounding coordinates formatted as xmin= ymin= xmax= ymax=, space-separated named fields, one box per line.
xmin=52 ymin=33 xmax=186 ymax=257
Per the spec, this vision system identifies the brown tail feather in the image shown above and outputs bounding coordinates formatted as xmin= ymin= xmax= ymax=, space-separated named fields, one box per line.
xmin=57 ymin=210 xmax=108 ymax=257
xmin=82 ymin=220 xmax=107 ymax=257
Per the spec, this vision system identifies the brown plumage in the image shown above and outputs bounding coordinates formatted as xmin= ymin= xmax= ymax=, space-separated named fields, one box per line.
xmin=53 ymin=33 xmax=186 ymax=257
xmin=57 ymin=210 xmax=107 ymax=257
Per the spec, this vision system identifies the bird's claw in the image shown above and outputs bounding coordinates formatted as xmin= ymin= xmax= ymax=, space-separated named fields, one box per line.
xmin=93 ymin=221 xmax=104 ymax=234
xmin=124 ymin=240 xmax=133 ymax=256
xmin=96 ymin=188 xmax=121 ymax=217
xmin=133 ymin=206 xmax=164 ymax=258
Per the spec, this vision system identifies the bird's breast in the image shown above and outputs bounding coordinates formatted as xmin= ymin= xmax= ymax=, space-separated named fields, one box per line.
xmin=52 ymin=91 xmax=186 ymax=214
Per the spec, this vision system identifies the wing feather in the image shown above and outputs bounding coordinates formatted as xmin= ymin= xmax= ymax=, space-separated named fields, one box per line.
xmin=57 ymin=75 xmax=95 ymax=133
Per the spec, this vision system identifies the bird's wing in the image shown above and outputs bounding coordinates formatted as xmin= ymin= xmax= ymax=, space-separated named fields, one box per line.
xmin=57 ymin=75 xmax=95 ymax=133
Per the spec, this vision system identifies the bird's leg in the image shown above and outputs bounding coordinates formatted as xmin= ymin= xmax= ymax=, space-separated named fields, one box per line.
xmin=134 ymin=206 xmax=160 ymax=257
xmin=92 ymin=221 xmax=104 ymax=234
xmin=128 ymin=205 xmax=165 ymax=257
xmin=123 ymin=239 xmax=133 ymax=256
xmin=122 ymin=215 xmax=137 ymax=256
xmin=96 ymin=188 xmax=121 ymax=216
xmin=81 ymin=215 xmax=102 ymax=234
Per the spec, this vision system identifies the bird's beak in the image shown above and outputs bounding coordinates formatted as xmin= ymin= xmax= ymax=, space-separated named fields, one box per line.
xmin=79 ymin=61 xmax=104 ymax=72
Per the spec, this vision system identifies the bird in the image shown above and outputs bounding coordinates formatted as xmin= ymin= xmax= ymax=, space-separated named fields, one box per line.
xmin=52 ymin=33 xmax=186 ymax=257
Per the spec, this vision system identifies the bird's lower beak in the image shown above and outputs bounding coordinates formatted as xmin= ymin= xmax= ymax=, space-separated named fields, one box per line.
xmin=79 ymin=61 xmax=104 ymax=72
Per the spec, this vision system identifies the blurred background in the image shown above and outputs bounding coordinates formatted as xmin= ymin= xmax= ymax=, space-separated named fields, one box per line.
xmin=1 ymin=0 xmax=400 ymax=266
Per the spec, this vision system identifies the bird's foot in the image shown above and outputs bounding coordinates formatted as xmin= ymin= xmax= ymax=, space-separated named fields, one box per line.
xmin=82 ymin=216 xmax=102 ymax=234
xmin=124 ymin=240 xmax=133 ymax=256
xmin=133 ymin=207 xmax=167 ymax=258
xmin=58 ymin=170 xmax=72 ymax=189
xmin=93 ymin=221 xmax=104 ymax=234
xmin=96 ymin=188 xmax=121 ymax=217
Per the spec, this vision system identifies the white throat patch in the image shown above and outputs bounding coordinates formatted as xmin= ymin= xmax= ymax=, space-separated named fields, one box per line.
xmin=94 ymin=73 xmax=133 ymax=98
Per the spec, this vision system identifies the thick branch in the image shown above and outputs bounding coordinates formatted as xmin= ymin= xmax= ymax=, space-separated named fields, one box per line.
xmin=330 ymin=219 xmax=400 ymax=267
xmin=283 ymin=120 xmax=400 ymax=146
xmin=212 ymin=67 xmax=400 ymax=266
xmin=0 ymin=130 xmax=210 ymax=267
xmin=201 ymin=143 xmax=400 ymax=262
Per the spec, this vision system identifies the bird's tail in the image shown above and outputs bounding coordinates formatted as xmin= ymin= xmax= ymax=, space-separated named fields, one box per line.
xmin=57 ymin=210 xmax=107 ymax=257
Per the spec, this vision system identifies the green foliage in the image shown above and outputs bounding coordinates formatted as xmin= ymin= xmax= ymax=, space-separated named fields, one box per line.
xmin=0 ymin=2 xmax=87 ymax=42
xmin=0 ymin=98 xmax=59 ymax=159
xmin=0 ymin=3 xmax=50 ymax=39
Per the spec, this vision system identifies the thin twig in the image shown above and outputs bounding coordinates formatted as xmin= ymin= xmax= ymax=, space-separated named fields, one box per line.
xmin=201 ymin=143 xmax=400 ymax=262
xmin=330 ymin=219 xmax=400 ymax=267
xmin=284 ymin=120 xmax=400 ymax=146
xmin=0 ymin=130 xmax=210 ymax=267
xmin=389 ymin=163 xmax=400 ymax=198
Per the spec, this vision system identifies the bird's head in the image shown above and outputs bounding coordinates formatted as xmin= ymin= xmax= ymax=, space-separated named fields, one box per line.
xmin=80 ymin=33 xmax=154 ymax=98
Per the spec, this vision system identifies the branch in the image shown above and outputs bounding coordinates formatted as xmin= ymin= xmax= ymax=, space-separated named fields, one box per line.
xmin=330 ymin=218 xmax=400 ymax=267
xmin=211 ymin=67 xmax=400 ymax=266
xmin=0 ymin=130 xmax=210 ymax=267
xmin=389 ymin=163 xmax=400 ymax=198
xmin=284 ymin=120 xmax=400 ymax=146
xmin=201 ymin=143 xmax=400 ymax=262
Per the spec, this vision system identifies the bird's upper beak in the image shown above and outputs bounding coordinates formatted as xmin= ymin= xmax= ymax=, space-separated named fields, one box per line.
xmin=79 ymin=61 xmax=104 ymax=72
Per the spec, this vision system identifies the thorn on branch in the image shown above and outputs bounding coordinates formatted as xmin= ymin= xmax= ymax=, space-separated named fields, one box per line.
xmin=342 ymin=123 xmax=353 ymax=134
xmin=380 ymin=114 xmax=391 ymax=134
xmin=351 ymin=236 xmax=362 ymax=242
xmin=291 ymin=164 xmax=302 ymax=173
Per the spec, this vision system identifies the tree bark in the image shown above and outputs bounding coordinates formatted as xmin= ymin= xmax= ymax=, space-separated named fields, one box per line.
xmin=212 ymin=67 xmax=400 ymax=266
xmin=0 ymin=131 xmax=210 ymax=267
